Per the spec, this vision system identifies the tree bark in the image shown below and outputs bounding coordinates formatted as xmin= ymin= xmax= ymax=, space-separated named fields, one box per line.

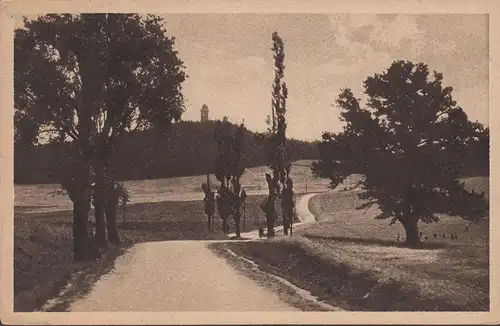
xmin=282 ymin=202 xmax=289 ymax=236
xmin=224 ymin=214 xmax=230 ymax=234
xmin=73 ymin=196 xmax=90 ymax=261
xmin=403 ymin=218 xmax=421 ymax=247
xmin=266 ymin=213 xmax=275 ymax=238
xmin=264 ymin=174 xmax=277 ymax=238
xmin=94 ymin=166 xmax=108 ymax=248
xmin=234 ymin=203 xmax=241 ymax=238
xmin=105 ymin=196 xmax=120 ymax=245
xmin=266 ymin=195 xmax=276 ymax=238
xmin=67 ymin=158 xmax=93 ymax=262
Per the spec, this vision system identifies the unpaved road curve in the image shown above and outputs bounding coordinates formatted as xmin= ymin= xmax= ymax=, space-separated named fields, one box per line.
xmin=68 ymin=194 xmax=319 ymax=311
xmin=69 ymin=241 xmax=299 ymax=311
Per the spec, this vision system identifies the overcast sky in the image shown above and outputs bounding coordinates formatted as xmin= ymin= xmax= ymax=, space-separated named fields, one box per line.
xmin=160 ymin=14 xmax=488 ymax=141
xmin=15 ymin=13 xmax=489 ymax=141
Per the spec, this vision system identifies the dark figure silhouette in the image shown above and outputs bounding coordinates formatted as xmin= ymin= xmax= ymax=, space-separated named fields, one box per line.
xmin=419 ymin=232 xmax=423 ymax=239
xmin=442 ymin=233 xmax=446 ymax=240
xmin=433 ymin=233 xmax=437 ymax=240
xmin=258 ymin=227 xmax=265 ymax=238
xmin=202 ymin=182 xmax=216 ymax=232
xmin=281 ymin=178 xmax=295 ymax=236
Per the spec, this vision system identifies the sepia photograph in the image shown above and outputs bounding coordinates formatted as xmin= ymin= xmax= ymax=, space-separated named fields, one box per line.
xmin=0 ymin=0 xmax=498 ymax=324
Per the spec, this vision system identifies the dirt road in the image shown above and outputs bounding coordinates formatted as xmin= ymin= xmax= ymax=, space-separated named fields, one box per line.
xmin=69 ymin=240 xmax=299 ymax=311
xmin=68 ymin=194 xmax=319 ymax=311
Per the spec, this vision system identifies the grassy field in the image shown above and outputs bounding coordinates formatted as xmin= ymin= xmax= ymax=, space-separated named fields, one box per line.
xmin=217 ymin=177 xmax=489 ymax=311
xmin=15 ymin=159 xmax=329 ymax=213
xmin=14 ymin=194 xmax=289 ymax=312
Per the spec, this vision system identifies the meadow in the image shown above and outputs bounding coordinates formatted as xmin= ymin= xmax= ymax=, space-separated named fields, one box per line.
xmin=14 ymin=160 xmax=329 ymax=214
xmin=217 ymin=176 xmax=490 ymax=311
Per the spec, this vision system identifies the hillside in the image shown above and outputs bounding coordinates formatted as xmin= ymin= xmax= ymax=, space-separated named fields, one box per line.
xmin=14 ymin=121 xmax=319 ymax=184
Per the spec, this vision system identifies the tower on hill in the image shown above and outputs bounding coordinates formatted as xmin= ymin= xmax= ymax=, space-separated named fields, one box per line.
xmin=201 ymin=104 xmax=209 ymax=122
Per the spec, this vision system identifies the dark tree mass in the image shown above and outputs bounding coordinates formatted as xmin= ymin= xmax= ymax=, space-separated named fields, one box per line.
xmin=313 ymin=60 xmax=489 ymax=246
xmin=14 ymin=14 xmax=187 ymax=260
xmin=14 ymin=120 xmax=319 ymax=184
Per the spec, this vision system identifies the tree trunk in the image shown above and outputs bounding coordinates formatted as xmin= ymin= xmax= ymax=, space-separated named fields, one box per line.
xmin=267 ymin=214 xmax=275 ymax=238
xmin=104 ymin=164 xmax=120 ymax=245
xmin=266 ymin=196 xmax=276 ymax=238
xmin=243 ymin=202 xmax=246 ymax=230
xmin=234 ymin=203 xmax=241 ymax=238
xmin=403 ymin=218 xmax=421 ymax=247
xmin=282 ymin=202 xmax=289 ymax=236
xmin=94 ymin=202 xmax=107 ymax=246
xmin=264 ymin=174 xmax=277 ymax=238
xmin=73 ymin=197 xmax=90 ymax=261
xmin=95 ymin=154 xmax=119 ymax=248
xmin=105 ymin=197 xmax=120 ymax=245
xmin=223 ymin=216 xmax=229 ymax=234
xmin=93 ymin=171 xmax=108 ymax=248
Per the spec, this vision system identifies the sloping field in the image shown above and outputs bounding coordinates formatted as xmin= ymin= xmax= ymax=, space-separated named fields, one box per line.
xmin=14 ymin=160 xmax=330 ymax=214
xmin=219 ymin=176 xmax=489 ymax=311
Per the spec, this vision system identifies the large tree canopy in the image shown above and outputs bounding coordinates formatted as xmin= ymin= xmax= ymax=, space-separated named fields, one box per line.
xmin=14 ymin=13 xmax=187 ymax=259
xmin=15 ymin=14 xmax=186 ymax=150
xmin=313 ymin=60 xmax=488 ymax=246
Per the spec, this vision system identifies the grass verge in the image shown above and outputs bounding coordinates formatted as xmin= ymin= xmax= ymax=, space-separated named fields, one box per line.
xmin=217 ymin=177 xmax=489 ymax=311
xmin=220 ymin=235 xmax=488 ymax=311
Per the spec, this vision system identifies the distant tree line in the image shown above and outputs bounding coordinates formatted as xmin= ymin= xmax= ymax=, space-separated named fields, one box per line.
xmin=14 ymin=112 xmax=487 ymax=186
xmin=14 ymin=120 xmax=319 ymax=184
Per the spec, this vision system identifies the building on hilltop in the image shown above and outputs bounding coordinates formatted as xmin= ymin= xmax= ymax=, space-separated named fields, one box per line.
xmin=200 ymin=104 xmax=209 ymax=122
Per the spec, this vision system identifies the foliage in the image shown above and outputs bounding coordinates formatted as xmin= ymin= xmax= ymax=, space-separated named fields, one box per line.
xmin=115 ymin=182 xmax=130 ymax=207
xmin=254 ymin=31 xmax=293 ymax=237
xmin=14 ymin=14 xmax=186 ymax=147
xmin=214 ymin=117 xmax=246 ymax=184
xmin=313 ymin=60 xmax=489 ymax=245
xmin=256 ymin=32 xmax=291 ymax=183
xmin=14 ymin=13 xmax=187 ymax=259
xmin=213 ymin=117 xmax=247 ymax=236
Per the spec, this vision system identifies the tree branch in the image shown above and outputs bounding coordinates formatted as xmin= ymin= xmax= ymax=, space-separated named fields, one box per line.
xmin=47 ymin=109 xmax=79 ymax=140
